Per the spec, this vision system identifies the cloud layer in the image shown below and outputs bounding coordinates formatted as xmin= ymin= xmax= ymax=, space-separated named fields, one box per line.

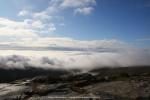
xmin=0 ymin=41 xmax=150 ymax=71
xmin=0 ymin=17 xmax=150 ymax=71
xmin=0 ymin=0 xmax=150 ymax=71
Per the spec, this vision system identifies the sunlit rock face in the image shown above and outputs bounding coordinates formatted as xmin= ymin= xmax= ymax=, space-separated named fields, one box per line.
xmin=0 ymin=83 xmax=27 ymax=99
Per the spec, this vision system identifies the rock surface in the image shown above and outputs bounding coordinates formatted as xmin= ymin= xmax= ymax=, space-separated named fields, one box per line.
xmin=0 ymin=67 xmax=150 ymax=100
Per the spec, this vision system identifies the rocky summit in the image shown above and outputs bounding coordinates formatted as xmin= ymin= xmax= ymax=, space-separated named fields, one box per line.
xmin=0 ymin=66 xmax=150 ymax=100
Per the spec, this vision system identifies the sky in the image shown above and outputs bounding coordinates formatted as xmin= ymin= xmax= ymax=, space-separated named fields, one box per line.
xmin=0 ymin=0 xmax=150 ymax=70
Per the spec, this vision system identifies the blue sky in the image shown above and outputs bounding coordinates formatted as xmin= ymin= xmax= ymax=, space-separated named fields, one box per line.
xmin=0 ymin=0 xmax=150 ymax=69
xmin=57 ymin=0 xmax=150 ymax=44
xmin=0 ymin=0 xmax=149 ymax=43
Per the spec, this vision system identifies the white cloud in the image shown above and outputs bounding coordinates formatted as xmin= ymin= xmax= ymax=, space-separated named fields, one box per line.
xmin=60 ymin=0 xmax=96 ymax=8
xmin=18 ymin=10 xmax=30 ymax=17
xmin=0 ymin=17 xmax=56 ymax=39
xmin=33 ymin=12 xmax=52 ymax=20
xmin=0 ymin=47 xmax=150 ymax=70
xmin=0 ymin=20 xmax=150 ymax=70
xmin=50 ymin=0 xmax=96 ymax=15
xmin=16 ymin=0 xmax=96 ymax=38
xmin=19 ymin=0 xmax=97 ymax=18
xmin=74 ymin=7 xmax=94 ymax=15
xmin=0 ymin=0 xmax=149 ymax=70
xmin=0 ymin=18 xmax=126 ymax=53
xmin=136 ymin=38 xmax=150 ymax=41
xmin=0 ymin=17 xmax=121 ymax=51
xmin=0 ymin=18 xmax=38 ymax=38
xmin=29 ymin=20 xmax=44 ymax=29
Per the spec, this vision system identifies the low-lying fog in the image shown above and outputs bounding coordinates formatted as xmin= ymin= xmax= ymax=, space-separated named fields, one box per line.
xmin=0 ymin=45 xmax=150 ymax=71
